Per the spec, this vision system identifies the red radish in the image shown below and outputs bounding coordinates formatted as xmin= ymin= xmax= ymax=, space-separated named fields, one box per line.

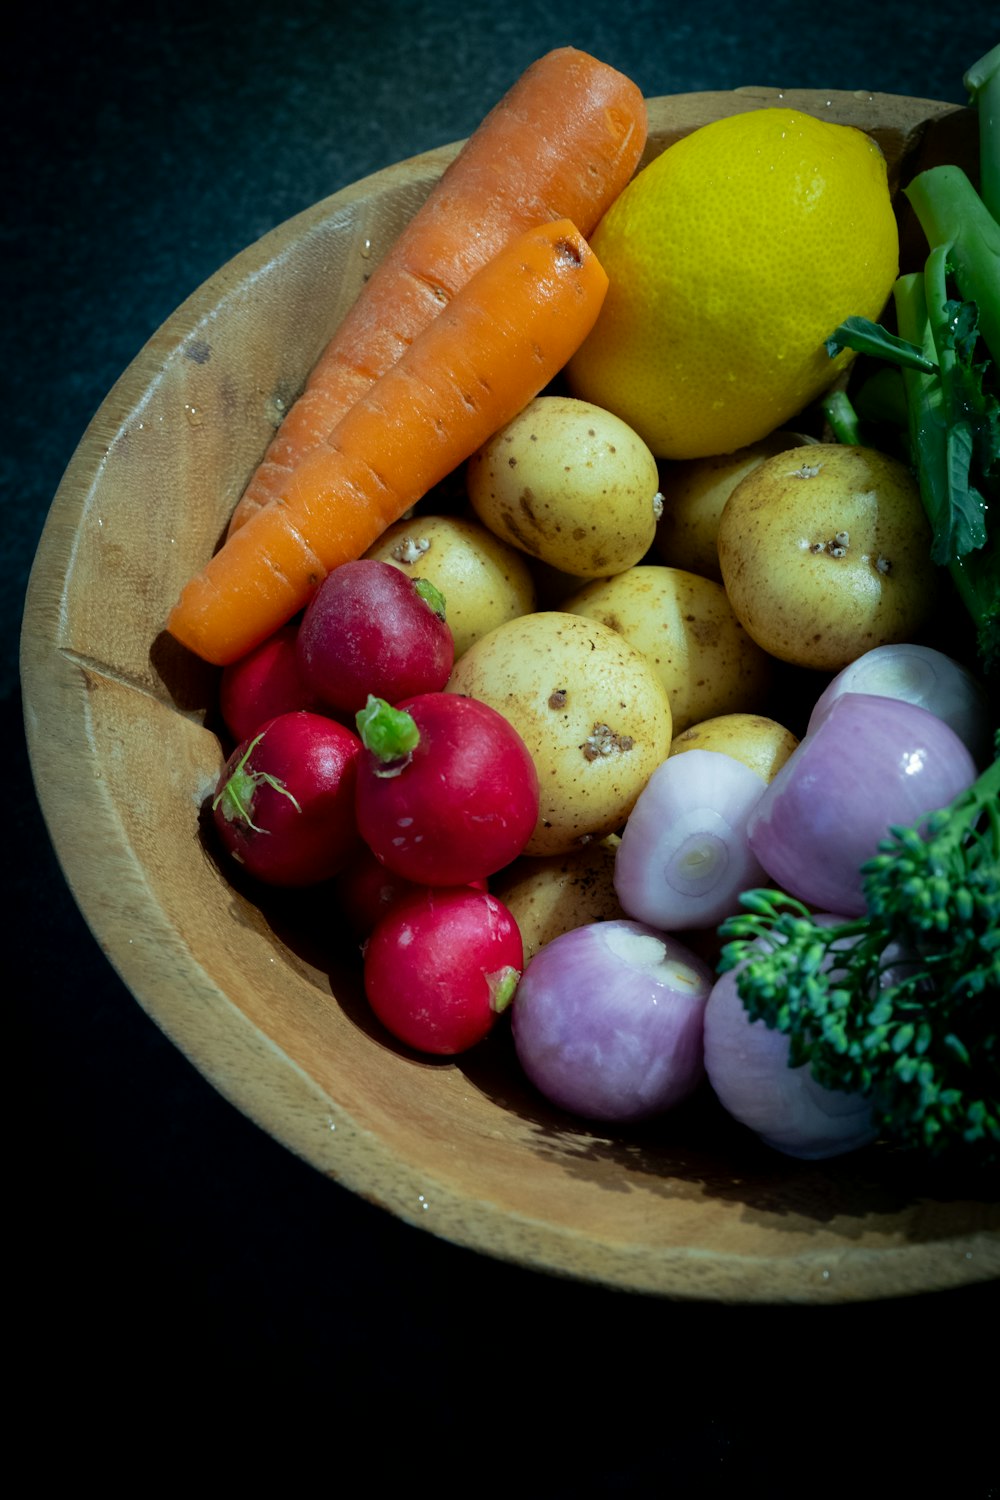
xmin=363 ymin=886 xmax=523 ymax=1055
xmin=334 ymin=843 xmax=424 ymax=936
xmin=219 ymin=624 xmax=317 ymax=743
xmin=296 ymin=558 xmax=454 ymax=717
xmin=212 ymin=710 xmax=361 ymax=886
xmin=355 ymin=693 xmax=539 ymax=885
xmin=335 ymin=842 xmax=487 ymax=937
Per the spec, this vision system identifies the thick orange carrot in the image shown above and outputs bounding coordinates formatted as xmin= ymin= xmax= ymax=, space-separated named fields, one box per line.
xmin=168 ymin=219 xmax=608 ymax=666
xmin=225 ymin=47 xmax=646 ymax=536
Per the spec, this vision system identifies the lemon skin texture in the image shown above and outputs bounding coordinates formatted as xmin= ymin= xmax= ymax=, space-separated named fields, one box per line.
xmin=567 ymin=109 xmax=899 ymax=460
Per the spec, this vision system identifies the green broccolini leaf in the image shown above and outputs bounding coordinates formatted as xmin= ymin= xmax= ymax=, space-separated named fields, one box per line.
xmin=828 ymin=292 xmax=997 ymax=566
xmin=922 ymin=258 xmax=997 ymax=561
xmin=942 ymin=422 xmax=987 ymax=561
xmin=824 ymin=317 xmax=937 ymax=372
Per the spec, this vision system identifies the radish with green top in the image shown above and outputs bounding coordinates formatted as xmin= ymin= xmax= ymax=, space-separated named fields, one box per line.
xmin=363 ymin=886 xmax=523 ymax=1055
xmin=354 ymin=692 xmax=539 ymax=886
xmin=211 ymin=710 xmax=362 ymax=886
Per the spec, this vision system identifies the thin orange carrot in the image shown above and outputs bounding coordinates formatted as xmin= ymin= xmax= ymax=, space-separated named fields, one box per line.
xmin=225 ymin=47 xmax=646 ymax=536
xmin=168 ymin=219 xmax=608 ymax=666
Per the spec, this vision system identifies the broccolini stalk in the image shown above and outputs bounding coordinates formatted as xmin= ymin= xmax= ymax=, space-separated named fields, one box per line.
xmin=825 ymin=63 xmax=1000 ymax=672
xmin=903 ymin=161 xmax=1000 ymax=371
xmin=892 ymin=270 xmax=998 ymax=657
xmin=821 ymin=388 xmax=863 ymax=446
xmin=718 ymin=749 xmax=1000 ymax=1163
xmin=963 ymin=44 xmax=1000 ymax=230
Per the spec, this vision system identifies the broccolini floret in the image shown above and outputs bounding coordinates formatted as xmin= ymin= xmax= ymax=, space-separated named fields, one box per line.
xmin=718 ymin=748 xmax=1000 ymax=1164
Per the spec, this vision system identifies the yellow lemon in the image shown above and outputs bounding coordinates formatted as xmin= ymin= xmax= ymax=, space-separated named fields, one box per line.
xmin=567 ymin=108 xmax=898 ymax=460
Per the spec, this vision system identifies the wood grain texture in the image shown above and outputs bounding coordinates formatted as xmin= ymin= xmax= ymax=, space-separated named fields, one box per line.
xmin=21 ymin=91 xmax=998 ymax=1302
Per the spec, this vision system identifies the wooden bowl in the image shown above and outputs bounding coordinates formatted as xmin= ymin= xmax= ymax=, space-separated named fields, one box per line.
xmin=21 ymin=88 xmax=998 ymax=1302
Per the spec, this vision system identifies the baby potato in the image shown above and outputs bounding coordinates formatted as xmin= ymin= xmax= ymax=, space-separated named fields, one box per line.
xmin=490 ymin=837 xmax=624 ymax=961
xmin=446 ymin=611 xmax=673 ymax=857
xmin=466 ymin=395 xmax=661 ymax=578
xmin=670 ymin=713 xmax=799 ymax=783
xmin=655 ymin=431 xmax=817 ymax=581
xmin=363 ymin=514 xmax=536 ymax=659
xmin=562 ymin=565 xmax=772 ymax=734
xmin=717 ymin=444 xmax=938 ymax=672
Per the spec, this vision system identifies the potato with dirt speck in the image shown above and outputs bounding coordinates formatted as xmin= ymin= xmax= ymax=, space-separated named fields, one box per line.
xmin=363 ymin=514 xmax=536 ymax=658
xmin=717 ymin=444 xmax=937 ymax=672
xmin=446 ymin=611 xmax=672 ymax=856
xmin=562 ymin=565 xmax=772 ymax=734
xmin=466 ymin=395 xmax=661 ymax=578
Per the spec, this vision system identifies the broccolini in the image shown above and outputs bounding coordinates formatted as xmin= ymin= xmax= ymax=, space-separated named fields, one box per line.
xmin=718 ymin=746 xmax=1000 ymax=1164
xmin=824 ymin=45 xmax=1000 ymax=674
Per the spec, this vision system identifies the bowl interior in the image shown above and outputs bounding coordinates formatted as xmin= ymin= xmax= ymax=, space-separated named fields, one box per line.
xmin=21 ymin=88 xmax=997 ymax=1301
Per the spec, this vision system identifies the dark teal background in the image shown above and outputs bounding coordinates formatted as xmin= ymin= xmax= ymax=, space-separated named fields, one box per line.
xmin=11 ymin=4 xmax=997 ymax=1486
